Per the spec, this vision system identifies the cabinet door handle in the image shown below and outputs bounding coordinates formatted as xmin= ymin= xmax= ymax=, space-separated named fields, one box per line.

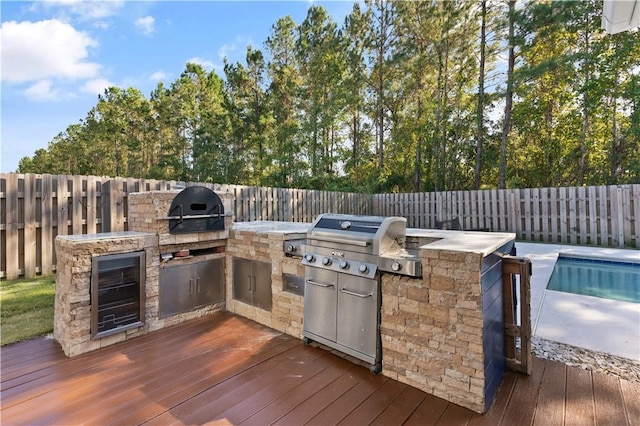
xmin=196 ymin=277 xmax=200 ymax=293
xmin=340 ymin=288 xmax=372 ymax=298
xmin=189 ymin=278 xmax=194 ymax=294
xmin=306 ymin=279 xmax=334 ymax=288
xmin=248 ymin=275 xmax=253 ymax=291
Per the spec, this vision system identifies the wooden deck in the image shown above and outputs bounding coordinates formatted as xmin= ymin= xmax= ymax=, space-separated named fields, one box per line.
xmin=1 ymin=312 xmax=638 ymax=425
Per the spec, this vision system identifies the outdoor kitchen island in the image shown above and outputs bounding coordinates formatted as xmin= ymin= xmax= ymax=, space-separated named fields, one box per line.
xmin=226 ymin=221 xmax=516 ymax=414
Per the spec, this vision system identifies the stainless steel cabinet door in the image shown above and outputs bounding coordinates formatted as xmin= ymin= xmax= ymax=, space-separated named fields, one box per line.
xmin=233 ymin=258 xmax=253 ymax=305
xmin=252 ymin=260 xmax=272 ymax=311
xmin=336 ymin=275 xmax=378 ymax=358
xmin=159 ymin=263 xmax=193 ymax=318
xmin=304 ymin=268 xmax=337 ymax=342
xmin=194 ymin=258 xmax=224 ymax=307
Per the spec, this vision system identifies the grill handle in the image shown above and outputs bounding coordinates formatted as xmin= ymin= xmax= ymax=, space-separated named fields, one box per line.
xmin=340 ymin=288 xmax=372 ymax=298
xmin=306 ymin=279 xmax=334 ymax=288
xmin=308 ymin=236 xmax=368 ymax=247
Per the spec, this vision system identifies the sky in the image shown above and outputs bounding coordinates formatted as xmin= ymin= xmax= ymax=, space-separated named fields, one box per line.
xmin=0 ymin=0 xmax=357 ymax=173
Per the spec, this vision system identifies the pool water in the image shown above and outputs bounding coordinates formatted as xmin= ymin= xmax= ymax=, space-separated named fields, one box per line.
xmin=547 ymin=256 xmax=640 ymax=303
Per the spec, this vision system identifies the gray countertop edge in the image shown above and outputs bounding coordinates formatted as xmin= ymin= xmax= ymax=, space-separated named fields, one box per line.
xmin=56 ymin=231 xmax=157 ymax=242
xmin=407 ymin=229 xmax=516 ymax=256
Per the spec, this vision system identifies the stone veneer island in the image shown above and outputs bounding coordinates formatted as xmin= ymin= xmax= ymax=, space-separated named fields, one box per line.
xmin=54 ymin=197 xmax=515 ymax=414
xmin=226 ymin=222 xmax=515 ymax=414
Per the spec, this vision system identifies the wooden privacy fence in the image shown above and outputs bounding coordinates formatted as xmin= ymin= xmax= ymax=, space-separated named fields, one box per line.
xmin=1 ymin=172 xmax=638 ymax=279
xmin=0 ymin=173 xmax=371 ymax=279
xmin=375 ymin=185 xmax=640 ymax=247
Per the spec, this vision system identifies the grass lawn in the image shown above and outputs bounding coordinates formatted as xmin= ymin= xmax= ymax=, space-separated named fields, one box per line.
xmin=1 ymin=275 xmax=56 ymax=346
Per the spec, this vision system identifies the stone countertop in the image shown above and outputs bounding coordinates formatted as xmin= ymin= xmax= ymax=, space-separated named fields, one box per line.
xmin=229 ymin=221 xmax=514 ymax=256
xmin=406 ymin=228 xmax=516 ymax=256
xmin=56 ymin=231 xmax=156 ymax=242
xmin=230 ymin=221 xmax=310 ymax=237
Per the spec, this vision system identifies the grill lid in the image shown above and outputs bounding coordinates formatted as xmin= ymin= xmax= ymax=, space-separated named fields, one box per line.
xmin=167 ymin=186 xmax=225 ymax=234
xmin=307 ymin=213 xmax=406 ymax=255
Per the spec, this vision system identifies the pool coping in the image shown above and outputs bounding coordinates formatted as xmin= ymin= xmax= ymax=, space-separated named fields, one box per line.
xmin=515 ymin=242 xmax=640 ymax=361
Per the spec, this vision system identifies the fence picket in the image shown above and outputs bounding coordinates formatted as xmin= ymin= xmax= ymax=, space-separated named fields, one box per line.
xmin=622 ymin=185 xmax=632 ymax=248
xmin=86 ymin=176 xmax=97 ymax=234
xmin=634 ymin=185 xmax=640 ymax=248
xmin=57 ymin=175 xmax=69 ymax=236
xmin=41 ymin=174 xmax=53 ymax=275
xmin=540 ymin=188 xmax=549 ymax=242
xmin=568 ymin=187 xmax=578 ymax=244
xmin=617 ymin=186 xmax=626 ymax=248
xmin=72 ymin=175 xmax=83 ymax=235
xmin=5 ymin=174 xmax=20 ymax=279
xmin=498 ymin=190 xmax=506 ymax=232
xmin=549 ymin=188 xmax=558 ymax=243
xmin=610 ymin=185 xmax=620 ymax=247
xmin=578 ymin=186 xmax=587 ymax=245
xmin=588 ymin=186 xmax=597 ymax=245
xmin=23 ymin=174 xmax=37 ymax=277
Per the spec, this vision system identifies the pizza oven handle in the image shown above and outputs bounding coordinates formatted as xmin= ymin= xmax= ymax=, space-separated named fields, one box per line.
xmin=163 ymin=213 xmax=225 ymax=220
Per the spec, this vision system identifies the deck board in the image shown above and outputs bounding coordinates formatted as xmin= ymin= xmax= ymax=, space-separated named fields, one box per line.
xmin=620 ymin=378 xmax=640 ymax=424
xmin=500 ymin=356 xmax=545 ymax=425
xmin=533 ymin=359 xmax=566 ymax=425
xmin=565 ymin=363 xmax=596 ymax=426
xmin=370 ymin=385 xmax=426 ymax=426
xmin=593 ymin=373 xmax=628 ymax=425
xmin=1 ymin=312 xmax=638 ymax=426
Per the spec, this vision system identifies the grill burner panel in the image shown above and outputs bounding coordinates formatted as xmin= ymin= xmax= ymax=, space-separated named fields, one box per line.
xmin=304 ymin=213 xmax=421 ymax=278
xmin=167 ymin=186 xmax=225 ymax=234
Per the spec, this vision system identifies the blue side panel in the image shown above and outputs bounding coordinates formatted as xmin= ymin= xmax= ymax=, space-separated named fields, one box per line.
xmin=481 ymin=257 xmax=506 ymax=412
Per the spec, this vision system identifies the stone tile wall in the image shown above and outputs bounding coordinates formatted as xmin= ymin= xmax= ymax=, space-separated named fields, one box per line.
xmin=225 ymin=229 xmax=305 ymax=338
xmin=380 ymin=249 xmax=487 ymax=413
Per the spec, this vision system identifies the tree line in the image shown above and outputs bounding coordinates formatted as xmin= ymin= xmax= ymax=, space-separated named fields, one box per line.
xmin=18 ymin=0 xmax=640 ymax=192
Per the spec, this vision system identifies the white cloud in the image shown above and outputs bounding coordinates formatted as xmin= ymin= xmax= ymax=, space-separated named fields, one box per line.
xmin=186 ymin=57 xmax=217 ymax=71
xmin=150 ymin=71 xmax=168 ymax=81
xmin=39 ymin=0 xmax=125 ymax=20
xmin=23 ymin=79 xmax=66 ymax=102
xmin=1 ymin=19 xmax=100 ymax=84
xmin=217 ymin=36 xmax=256 ymax=63
xmin=80 ymin=78 xmax=114 ymax=95
xmin=93 ymin=20 xmax=111 ymax=30
xmin=218 ymin=42 xmax=236 ymax=60
xmin=135 ymin=16 xmax=155 ymax=36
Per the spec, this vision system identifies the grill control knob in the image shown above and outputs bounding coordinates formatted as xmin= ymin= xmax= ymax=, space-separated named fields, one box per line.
xmin=358 ymin=264 xmax=369 ymax=274
xmin=339 ymin=260 xmax=349 ymax=270
xmin=304 ymin=253 xmax=315 ymax=262
xmin=286 ymin=244 xmax=296 ymax=253
xmin=322 ymin=257 xmax=332 ymax=266
xmin=391 ymin=261 xmax=402 ymax=272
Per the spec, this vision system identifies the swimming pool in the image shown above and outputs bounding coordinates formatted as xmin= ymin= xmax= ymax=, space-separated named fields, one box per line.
xmin=547 ymin=255 xmax=640 ymax=303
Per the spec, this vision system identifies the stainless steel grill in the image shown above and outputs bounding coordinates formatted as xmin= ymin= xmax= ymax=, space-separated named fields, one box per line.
xmin=301 ymin=213 xmax=422 ymax=373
